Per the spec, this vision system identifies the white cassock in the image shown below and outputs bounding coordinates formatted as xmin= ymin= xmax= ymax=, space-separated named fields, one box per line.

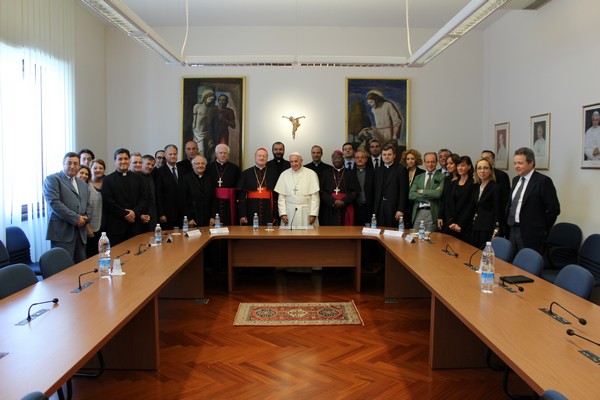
xmin=275 ymin=167 xmax=320 ymax=228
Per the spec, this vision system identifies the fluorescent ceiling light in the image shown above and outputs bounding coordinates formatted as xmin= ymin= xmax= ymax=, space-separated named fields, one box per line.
xmin=408 ymin=0 xmax=509 ymax=67
xmin=80 ymin=0 xmax=185 ymax=65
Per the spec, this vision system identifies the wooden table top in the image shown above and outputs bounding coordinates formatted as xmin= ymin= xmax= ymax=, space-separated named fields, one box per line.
xmin=1 ymin=227 xmax=598 ymax=399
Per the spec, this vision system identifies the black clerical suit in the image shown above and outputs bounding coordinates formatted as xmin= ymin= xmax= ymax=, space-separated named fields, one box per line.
xmin=373 ymin=163 xmax=409 ymax=227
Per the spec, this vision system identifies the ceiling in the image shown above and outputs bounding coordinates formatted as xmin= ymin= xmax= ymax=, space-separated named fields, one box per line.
xmin=118 ymin=0 xmax=476 ymax=30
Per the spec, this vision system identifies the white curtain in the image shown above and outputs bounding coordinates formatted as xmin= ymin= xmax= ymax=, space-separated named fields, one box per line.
xmin=0 ymin=0 xmax=75 ymax=260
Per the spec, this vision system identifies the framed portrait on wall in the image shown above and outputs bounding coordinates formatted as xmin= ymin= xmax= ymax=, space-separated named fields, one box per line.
xmin=530 ymin=113 xmax=550 ymax=170
xmin=181 ymin=77 xmax=245 ymax=167
xmin=346 ymin=78 xmax=409 ymax=156
xmin=494 ymin=122 xmax=510 ymax=170
xmin=582 ymin=102 xmax=600 ymax=169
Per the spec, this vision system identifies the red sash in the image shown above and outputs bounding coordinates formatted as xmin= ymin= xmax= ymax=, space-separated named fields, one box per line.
xmin=247 ymin=189 xmax=272 ymax=199
xmin=332 ymin=193 xmax=354 ymax=226
xmin=215 ymin=187 xmax=237 ymax=223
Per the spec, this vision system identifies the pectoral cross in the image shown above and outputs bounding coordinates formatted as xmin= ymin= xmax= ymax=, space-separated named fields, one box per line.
xmin=217 ymin=178 xmax=223 ymax=187
xmin=334 ymin=187 xmax=340 ymax=195
xmin=293 ymin=187 xmax=298 ymax=194
xmin=258 ymin=186 xmax=263 ymax=193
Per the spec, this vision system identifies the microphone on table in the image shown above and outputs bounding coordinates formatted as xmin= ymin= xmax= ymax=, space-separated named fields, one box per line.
xmin=502 ymin=278 xmax=525 ymax=292
xmin=465 ymin=243 xmax=486 ymax=269
xmin=442 ymin=244 xmax=459 ymax=257
xmin=27 ymin=298 xmax=59 ymax=321
xmin=551 ymin=302 xmax=587 ymax=325
xmin=135 ymin=243 xmax=150 ymax=255
xmin=566 ymin=329 xmax=600 ymax=346
xmin=78 ymin=269 xmax=98 ymax=291
xmin=115 ymin=249 xmax=130 ymax=264
xmin=289 ymin=207 xmax=298 ymax=230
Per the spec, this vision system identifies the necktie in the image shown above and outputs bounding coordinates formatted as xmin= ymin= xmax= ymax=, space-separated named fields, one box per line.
xmin=375 ymin=158 xmax=379 ymax=169
xmin=508 ymin=177 xmax=526 ymax=226
xmin=172 ymin=166 xmax=178 ymax=182
xmin=346 ymin=161 xmax=351 ymax=169
xmin=71 ymin=177 xmax=79 ymax=194
xmin=425 ymin=172 xmax=432 ymax=189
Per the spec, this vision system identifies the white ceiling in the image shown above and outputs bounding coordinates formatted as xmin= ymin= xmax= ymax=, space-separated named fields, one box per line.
xmin=118 ymin=0 xmax=474 ymax=30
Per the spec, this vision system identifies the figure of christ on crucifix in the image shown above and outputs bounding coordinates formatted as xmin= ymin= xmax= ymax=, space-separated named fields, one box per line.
xmin=282 ymin=115 xmax=305 ymax=139
xmin=274 ymin=152 xmax=320 ymax=228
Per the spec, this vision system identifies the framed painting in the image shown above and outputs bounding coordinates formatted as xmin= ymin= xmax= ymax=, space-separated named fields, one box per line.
xmin=181 ymin=77 xmax=245 ymax=166
xmin=582 ymin=102 xmax=600 ymax=169
xmin=494 ymin=122 xmax=510 ymax=170
xmin=530 ymin=113 xmax=550 ymax=170
xmin=346 ymin=78 xmax=409 ymax=156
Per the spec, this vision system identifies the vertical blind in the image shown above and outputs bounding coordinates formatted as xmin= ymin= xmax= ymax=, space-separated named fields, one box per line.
xmin=0 ymin=0 xmax=75 ymax=260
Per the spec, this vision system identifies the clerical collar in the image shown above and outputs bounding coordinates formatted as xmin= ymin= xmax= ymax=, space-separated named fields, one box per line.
xmin=217 ymin=161 xmax=227 ymax=166
xmin=196 ymin=173 xmax=203 ymax=178
xmin=384 ymin=163 xmax=392 ymax=168
xmin=335 ymin=167 xmax=344 ymax=172
xmin=255 ymin=165 xmax=265 ymax=170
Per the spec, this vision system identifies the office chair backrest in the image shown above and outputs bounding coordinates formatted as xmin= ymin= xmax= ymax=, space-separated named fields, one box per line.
xmin=540 ymin=389 xmax=568 ymax=400
xmin=544 ymin=222 xmax=582 ymax=269
xmin=554 ymin=264 xmax=594 ymax=300
xmin=579 ymin=233 xmax=600 ymax=281
xmin=0 ymin=263 xmax=38 ymax=300
xmin=39 ymin=247 xmax=74 ymax=279
xmin=491 ymin=237 xmax=515 ymax=263
xmin=20 ymin=392 xmax=48 ymax=400
xmin=512 ymin=248 xmax=544 ymax=277
xmin=0 ymin=240 xmax=9 ymax=268
xmin=6 ymin=226 xmax=33 ymax=264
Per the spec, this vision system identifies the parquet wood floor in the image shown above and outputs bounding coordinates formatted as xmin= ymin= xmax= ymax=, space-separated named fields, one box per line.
xmin=72 ymin=269 xmax=528 ymax=399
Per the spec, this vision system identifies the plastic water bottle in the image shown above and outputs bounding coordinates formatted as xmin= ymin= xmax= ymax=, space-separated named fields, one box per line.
xmin=154 ymin=223 xmax=162 ymax=245
xmin=418 ymin=220 xmax=425 ymax=240
xmin=182 ymin=216 xmax=189 ymax=233
xmin=370 ymin=214 xmax=377 ymax=229
xmin=480 ymin=241 xmax=495 ymax=293
xmin=215 ymin=213 xmax=221 ymax=228
xmin=253 ymin=213 xmax=259 ymax=231
xmin=98 ymin=232 xmax=111 ymax=279
xmin=398 ymin=216 xmax=404 ymax=235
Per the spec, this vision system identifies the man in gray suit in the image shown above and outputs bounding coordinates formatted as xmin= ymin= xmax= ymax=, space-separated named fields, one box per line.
xmin=408 ymin=152 xmax=445 ymax=232
xmin=43 ymin=152 xmax=92 ymax=263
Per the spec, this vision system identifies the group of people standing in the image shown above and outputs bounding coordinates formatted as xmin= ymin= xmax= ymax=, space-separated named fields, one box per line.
xmin=42 ymin=137 xmax=560 ymax=267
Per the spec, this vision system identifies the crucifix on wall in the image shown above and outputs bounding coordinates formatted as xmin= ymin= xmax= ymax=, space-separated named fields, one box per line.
xmin=282 ymin=115 xmax=305 ymax=139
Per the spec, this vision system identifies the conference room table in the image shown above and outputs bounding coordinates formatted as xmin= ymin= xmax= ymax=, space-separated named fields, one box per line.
xmin=0 ymin=226 xmax=599 ymax=399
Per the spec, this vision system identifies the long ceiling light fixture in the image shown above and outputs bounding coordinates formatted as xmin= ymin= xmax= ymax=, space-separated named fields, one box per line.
xmin=80 ymin=0 xmax=185 ymax=65
xmin=408 ymin=0 xmax=509 ymax=67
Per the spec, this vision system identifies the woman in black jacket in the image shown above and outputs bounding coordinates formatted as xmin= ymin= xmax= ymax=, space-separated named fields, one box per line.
xmin=438 ymin=155 xmax=476 ymax=242
xmin=471 ymin=158 xmax=502 ymax=248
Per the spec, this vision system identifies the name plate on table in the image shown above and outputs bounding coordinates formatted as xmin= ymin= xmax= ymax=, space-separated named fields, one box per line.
xmin=362 ymin=227 xmax=381 ymax=235
xmin=383 ymin=229 xmax=404 ymax=238
xmin=209 ymin=227 xmax=229 ymax=235
xmin=404 ymin=235 xmax=416 ymax=243
xmin=185 ymin=229 xmax=201 ymax=237
xmin=279 ymin=226 xmax=315 ymax=230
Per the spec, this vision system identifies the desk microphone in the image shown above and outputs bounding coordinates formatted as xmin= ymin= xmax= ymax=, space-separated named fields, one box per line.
xmin=27 ymin=298 xmax=59 ymax=321
xmin=566 ymin=329 xmax=600 ymax=346
xmin=78 ymin=269 xmax=98 ymax=290
xmin=442 ymin=244 xmax=459 ymax=257
xmin=135 ymin=243 xmax=149 ymax=255
xmin=551 ymin=302 xmax=587 ymax=325
xmin=502 ymin=278 xmax=525 ymax=292
xmin=289 ymin=207 xmax=298 ymax=230
xmin=465 ymin=243 xmax=486 ymax=269
xmin=116 ymin=250 xmax=130 ymax=259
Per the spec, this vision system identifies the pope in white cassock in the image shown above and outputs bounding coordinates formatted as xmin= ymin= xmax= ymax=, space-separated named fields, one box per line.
xmin=275 ymin=152 xmax=320 ymax=227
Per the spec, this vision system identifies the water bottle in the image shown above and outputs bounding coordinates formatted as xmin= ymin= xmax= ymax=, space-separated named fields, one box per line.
xmin=182 ymin=216 xmax=189 ymax=233
xmin=215 ymin=213 xmax=221 ymax=228
xmin=253 ymin=213 xmax=259 ymax=231
xmin=398 ymin=216 xmax=404 ymax=235
xmin=480 ymin=241 xmax=495 ymax=293
xmin=418 ymin=220 xmax=425 ymax=240
xmin=98 ymin=232 xmax=111 ymax=279
xmin=154 ymin=223 xmax=162 ymax=245
xmin=370 ymin=214 xmax=377 ymax=229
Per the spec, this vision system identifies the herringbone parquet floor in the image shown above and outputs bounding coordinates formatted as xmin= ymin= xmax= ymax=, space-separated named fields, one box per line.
xmin=72 ymin=269 xmax=529 ymax=399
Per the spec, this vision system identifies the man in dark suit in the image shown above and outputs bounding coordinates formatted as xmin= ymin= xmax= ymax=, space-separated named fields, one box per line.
xmin=43 ymin=152 xmax=92 ymax=263
xmin=481 ymin=149 xmax=511 ymax=234
xmin=102 ymin=148 xmax=150 ymax=245
xmin=342 ymin=142 xmax=355 ymax=170
xmin=266 ymin=141 xmax=290 ymax=178
xmin=304 ymin=145 xmax=332 ymax=181
xmin=353 ymin=150 xmax=375 ymax=227
xmin=373 ymin=144 xmax=409 ymax=227
xmin=156 ymin=144 xmax=187 ymax=230
xmin=176 ymin=140 xmax=198 ymax=177
xmin=368 ymin=139 xmax=382 ymax=170
xmin=506 ymin=147 xmax=560 ymax=254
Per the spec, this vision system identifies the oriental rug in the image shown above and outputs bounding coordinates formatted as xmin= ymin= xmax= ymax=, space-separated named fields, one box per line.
xmin=233 ymin=301 xmax=364 ymax=326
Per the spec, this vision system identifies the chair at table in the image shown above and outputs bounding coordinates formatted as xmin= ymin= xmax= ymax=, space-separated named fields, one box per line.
xmin=541 ymin=222 xmax=582 ymax=283
xmin=6 ymin=226 xmax=41 ymax=276
xmin=577 ymin=234 xmax=600 ymax=287
xmin=39 ymin=248 xmax=74 ymax=279
xmin=554 ymin=264 xmax=594 ymax=300
xmin=540 ymin=390 xmax=568 ymax=400
xmin=512 ymin=248 xmax=544 ymax=277
xmin=21 ymin=392 xmax=48 ymax=400
xmin=491 ymin=237 xmax=515 ymax=263
xmin=0 ymin=240 xmax=10 ymax=268
xmin=0 ymin=263 xmax=38 ymax=300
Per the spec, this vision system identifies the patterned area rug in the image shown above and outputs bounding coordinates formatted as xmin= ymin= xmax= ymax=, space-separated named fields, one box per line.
xmin=234 ymin=301 xmax=364 ymax=326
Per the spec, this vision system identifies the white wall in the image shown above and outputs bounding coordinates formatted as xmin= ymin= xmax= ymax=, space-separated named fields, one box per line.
xmin=484 ymin=0 xmax=600 ymax=237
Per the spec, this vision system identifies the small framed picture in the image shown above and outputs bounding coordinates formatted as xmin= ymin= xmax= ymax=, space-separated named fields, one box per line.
xmin=494 ymin=122 xmax=510 ymax=170
xmin=530 ymin=113 xmax=550 ymax=170
xmin=582 ymin=102 xmax=600 ymax=169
